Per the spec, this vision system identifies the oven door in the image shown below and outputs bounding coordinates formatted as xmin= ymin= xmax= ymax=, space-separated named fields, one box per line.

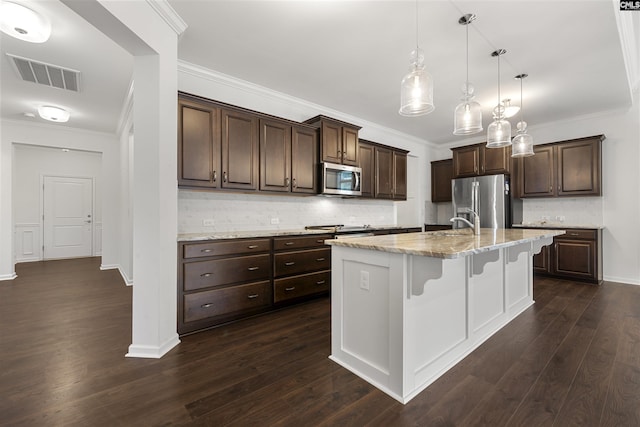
xmin=322 ymin=162 xmax=362 ymax=196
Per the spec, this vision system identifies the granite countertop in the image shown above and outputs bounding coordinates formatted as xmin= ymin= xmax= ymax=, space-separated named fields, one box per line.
xmin=325 ymin=228 xmax=565 ymax=259
xmin=513 ymin=223 xmax=605 ymax=230
xmin=177 ymin=225 xmax=421 ymax=242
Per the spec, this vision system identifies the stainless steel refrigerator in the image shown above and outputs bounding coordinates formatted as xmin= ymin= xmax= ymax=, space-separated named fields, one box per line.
xmin=451 ymin=174 xmax=522 ymax=229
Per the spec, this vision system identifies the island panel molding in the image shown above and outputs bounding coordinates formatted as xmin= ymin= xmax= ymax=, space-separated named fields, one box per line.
xmin=327 ymin=228 xmax=562 ymax=403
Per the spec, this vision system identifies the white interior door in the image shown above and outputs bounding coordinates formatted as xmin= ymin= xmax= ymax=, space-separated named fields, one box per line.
xmin=43 ymin=176 xmax=93 ymax=259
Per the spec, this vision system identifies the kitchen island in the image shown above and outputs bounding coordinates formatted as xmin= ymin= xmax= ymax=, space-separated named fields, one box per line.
xmin=325 ymin=228 xmax=564 ymax=404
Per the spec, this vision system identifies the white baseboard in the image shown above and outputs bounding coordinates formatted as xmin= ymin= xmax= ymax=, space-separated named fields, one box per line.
xmin=0 ymin=272 xmax=17 ymax=281
xmin=126 ymin=334 xmax=180 ymax=359
xmin=603 ymin=275 xmax=640 ymax=285
xmin=100 ymin=264 xmax=134 ymax=286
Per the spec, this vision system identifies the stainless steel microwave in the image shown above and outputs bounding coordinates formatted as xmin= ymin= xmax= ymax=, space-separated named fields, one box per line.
xmin=321 ymin=162 xmax=362 ymax=196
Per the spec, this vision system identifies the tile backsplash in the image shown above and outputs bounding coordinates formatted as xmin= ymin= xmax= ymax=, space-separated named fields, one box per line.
xmin=521 ymin=197 xmax=603 ymax=226
xmin=178 ymin=191 xmax=396 ymax=233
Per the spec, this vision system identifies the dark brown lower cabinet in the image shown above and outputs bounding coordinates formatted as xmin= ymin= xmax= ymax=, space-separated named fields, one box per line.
xmin=531 ymin=228 xmax=602 ymax=284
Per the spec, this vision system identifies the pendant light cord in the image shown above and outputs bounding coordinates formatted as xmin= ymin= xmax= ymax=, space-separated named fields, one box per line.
xmin=520 ymin=77 xmax=524 ymax=123
xmin=465 ymin=20 xmax=469 ymax=92
xmin=497 ymin=53 xmax=501 ymax=117
xmin=415 ymin=0 xmax=419 ymax=51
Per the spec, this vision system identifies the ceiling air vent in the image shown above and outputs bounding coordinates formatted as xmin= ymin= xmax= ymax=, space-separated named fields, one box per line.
xmin=6 ymin=53 xmax=80 ymax=92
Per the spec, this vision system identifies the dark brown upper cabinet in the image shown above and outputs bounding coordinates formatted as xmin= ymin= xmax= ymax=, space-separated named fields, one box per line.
xmin=178 ymin=95 xmax=221 ymax=188
xmin=431 ymin=158 xmax=453 ymax=202
xmin=304 ymin=115 xmax=361 ymax=166
xmin=451 ymin=143 xmax=511 ymax=178
xmin=259 ymin=120 xmax=319 ymax=194
xmin=221 ymin=109 xmax=259 ymax=190
xmin=359 ymin=139 xmax=408 ymax=200
xmin=517 ymin=135 xmax=603 ymax=198
xmin=358 ymin=141 xmax=375 ymax=198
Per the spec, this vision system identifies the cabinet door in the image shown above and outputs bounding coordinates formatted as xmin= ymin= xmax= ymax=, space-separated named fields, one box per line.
xmin=221 ymin=109 xmax=259 ymax=190
xmin=259 ymin=119 xmax=291 ymax=192
xmin=453 ymin=145 xmax=480 ymax=177
xmin=431 ymin=159 xmax=453 ymax=202
xmin=482 ymin=145 xmax=511 ymax=175
xmin=557 ymin=139 xmax=601 ymax=196
xmin=320 ymin=121 xmax=342 ymax=164
xmin=375 ymin=146 xmax=394 ymax=199
xmin=533 ymin=245 xmax=551 ymax=274
xmin=393 ymin=151 xmax=407 ymax=200
xmin=291 ymin=126 xmax=318 ymax=194
xmin=358 ymin=142 xmax=375 ymax=198
xmin=178 ymin=98 xmax=220 ymax=188
xmin=552 ymin=239 xmax=597 ymax=281
xmin=520 ymin=145 xmax=555 ymax=197
xmin=341 ymin=127 xmax=359 ymax=166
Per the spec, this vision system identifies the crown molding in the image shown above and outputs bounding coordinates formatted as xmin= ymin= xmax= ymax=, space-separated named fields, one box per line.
xmin=177 ymin=60 xmax=433 ymax=150
xmin=145 ymin=0 xmax=187 ymax=35
xmin=614 ymin=4 xmax=640 ymax=96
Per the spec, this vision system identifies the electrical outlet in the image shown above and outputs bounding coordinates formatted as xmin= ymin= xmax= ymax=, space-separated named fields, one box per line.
xmin=270 ymin=217 xmax=280 ymax=225
xmin=203 ymin=219 xmax=215 ymax=226
xmin=360 ymin=270 xmax=370 ymax=291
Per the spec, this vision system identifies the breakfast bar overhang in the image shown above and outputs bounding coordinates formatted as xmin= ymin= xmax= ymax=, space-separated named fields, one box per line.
xmin=326 ymin=228 xmax=564 ymax=404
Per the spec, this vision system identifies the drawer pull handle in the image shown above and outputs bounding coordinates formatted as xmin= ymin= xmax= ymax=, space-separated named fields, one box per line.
xmin=285 ymin=287 xmax=296 ymax=292
xmin=201 ymin=249 xmax=213 ymax=253
xmin=316 ymin=280 xmax=326 ymax=285
xmin=247 ymin=294 xmax=259 ymax=299
xmin=200 ymin=273 xmax=213 ymax=277
xmin=316 ymin=240 xmax=324 ymax=243
xmin=569 ymin=233 xmax=580 ymax=236
xmin=247 ymin=266 xmax=260 ymax=271
xmin=284 ymin=242 xmax=295 ymax=246
xmin=247 ymin=245 xmax=259 ymax=249
xmin=201 ymin=303 xmax=214 ymax=308
xmin=316 ymin=258 xmax=325 ymax=262
xmin=284 ymin=261 xmax=296 ymax=266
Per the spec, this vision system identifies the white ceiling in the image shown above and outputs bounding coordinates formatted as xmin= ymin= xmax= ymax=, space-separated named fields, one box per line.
xmin=1 ymin=1 xmax=637 ymax=145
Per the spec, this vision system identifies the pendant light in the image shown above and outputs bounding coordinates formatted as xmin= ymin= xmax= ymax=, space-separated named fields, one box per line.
xmin=399 ymin=0 xmax=434 ymax=116
xmin=511 ymin=74 xmax=534 ymax=157
xmin=486 ymin=49 xmax=511 ymax=148
xmin=497 ymin=99 xmax=520 ymax=118
xmin=453 ymin=14 xmax=482 ymax=135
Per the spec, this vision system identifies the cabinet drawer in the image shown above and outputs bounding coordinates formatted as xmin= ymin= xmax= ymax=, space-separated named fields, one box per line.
xmin=273 ymin=234 xmax=332 ymax=251
xmin=557 ymin=229 xmax=597 ymax=240
xmin=183 ymin=238 xmax=270 ymax=259
xmin=274 ymin=248 xmax=331 ymax=277
xmin=183 ymin=254 xmax=271 ymax=291
xmin=183 ymin=281 xmax=271 ymax=323
xmin=274 ymin=270 xmax=330 ymax=303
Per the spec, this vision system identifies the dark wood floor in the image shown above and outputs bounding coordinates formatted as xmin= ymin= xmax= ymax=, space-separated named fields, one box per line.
xmin=2 ymin=258 xmax=639 ymax=426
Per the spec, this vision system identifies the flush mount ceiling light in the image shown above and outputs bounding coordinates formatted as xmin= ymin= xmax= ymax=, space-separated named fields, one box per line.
xmin=0 ymin=1 xmax=51 ymax=43
xmin=453 ymin=13 xmax=482 ymax=135
xmin=38 ymin=105 xmax=70 ymax=123
xmin=399 ymin=0 xmax=434 ymax=116
xmin=486 ymin=49 xmax=512 ymax=148
xmin=511 ymin=73 xmax=535 ymax=158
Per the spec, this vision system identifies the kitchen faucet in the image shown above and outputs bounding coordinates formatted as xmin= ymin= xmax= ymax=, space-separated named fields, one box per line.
xmin=450 ymin=208 xmax=481 ymax=235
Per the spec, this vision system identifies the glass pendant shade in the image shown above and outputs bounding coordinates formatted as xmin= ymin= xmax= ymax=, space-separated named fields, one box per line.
xmin=486 ymin=116 xmax=512 ymax=147
xmin=487 ymin=49 xmax=511 ymax=148
xmin=511 ymin=73 xmax=534 ymax=157
xmin=453 ymin=99 xmax=483 ymax=135
xmin=399 ymin=49 xmax=434 ymax=116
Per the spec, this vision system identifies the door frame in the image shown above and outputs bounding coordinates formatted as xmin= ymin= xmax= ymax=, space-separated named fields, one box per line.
xmin=40 ymin=174 xmax=96 ymax=260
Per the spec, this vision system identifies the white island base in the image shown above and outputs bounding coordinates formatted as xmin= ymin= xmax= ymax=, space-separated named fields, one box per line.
xmin=329 ymin=235 xmax=555 ymax=404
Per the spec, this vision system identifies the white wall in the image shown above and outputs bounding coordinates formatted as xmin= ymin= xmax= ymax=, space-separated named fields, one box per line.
xmin=13 ymin=144 xmax=102 ymax=262
xmin=0 ymin=120 xmax=120 ymax=275
xmin=178 ymin=62 xmax=435 ymax=231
